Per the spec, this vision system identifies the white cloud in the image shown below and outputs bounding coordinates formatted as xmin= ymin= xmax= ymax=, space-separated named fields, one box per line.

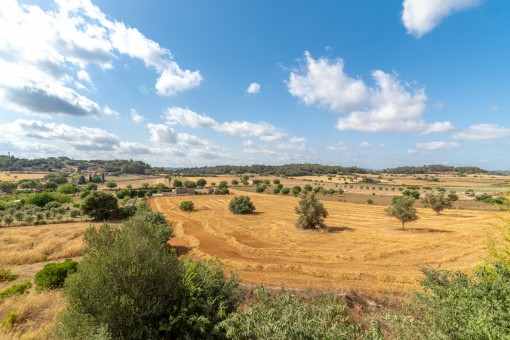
xmin=147 ymin=123 xmax=177 ymax=144
xmin=0 ymin=119 xmax=120 ymax=151
xmin=423 ymin=121 xmax=455 ymax=134
xmin=103 ymin=105 xmax=119 ymax=117
xmin=177 ymin=132 xmax=209 ymax=146
xmin=288 ymin=52 xmax=451 ymax=133
xmin=242 ymin=140 xmax=255 ymax=147
xmin=453 ymin=124 xmax=510 ymax=140
xmin=214 ymin=121 xmax=286 ymax=142
xmin=0 ymin=0 xmax=201 ymax=117
xmin=246 ymin=82 xmax=261 ymax=94
xmin=287 ymin=52 xmax=368 ymax=112
xmin=164 ymin=107 xmax=216 ymax=128
xmin=130 ymin=109 xmax=144 ymax=123
xmin=360 ymin=141 xmax=371 ymax=148
xmin=416 ymin=141 xmax=460 ymax=150
xmin=407 ymin=149 xmax=418 ymax=154
xmin=243 ymin=147 xmax=277 ymax=156
xmin=289 ymin=137 xmax=307 ymax=143
xmin=402 ymin=0 xmax=482 ymax=37
xmin=335 ymin=70 xmax=428 ymax=132
xmin=327 ymin=142 xmax=349 ymax=152
xmin=164 ymin=106 xmax=287 ymax=142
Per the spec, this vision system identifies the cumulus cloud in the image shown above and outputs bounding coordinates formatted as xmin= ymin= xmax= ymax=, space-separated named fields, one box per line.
xmin=402 ymin=0 xmax=482 ymax=37
xmin=147 ymin=123 xmax=177 ymax=144
xmin=0 ymin=119 xmax=119 ymax=151
xmin=130 ymin=109 xmax=144 ymax=124
xmin=214 ymin=121 xmax=286 ymax=142
xmin=103 ymin=105 xmax=119 ymax=117
xmin=287 ymin=52 xmax=368 ymax=112
xmin=164 ymin=107 xmax=216 ymax=128
xmin=453 ymin=124 xmax=510 ymax=140
xmin=164 ymin=106 xmax=287 ymax=142
xmin=246 ymin=82 xmax=261 ymax=94
xmin=416 ymin=141 xmax=460 ymax=150
xmin=288 ymin=52 xmax=452 ymax=133
xmin=327 ymin=142 xmax=349 ymax=152
xmin=360 ymin=141 xmax=372 ymax=148
xmin=0 ymin=0 xmax=201 ymax=116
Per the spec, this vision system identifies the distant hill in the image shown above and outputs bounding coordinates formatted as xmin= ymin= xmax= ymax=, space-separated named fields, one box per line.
xmin=0 ymin=155 xmax=163 ymax=175
xmin=173 ymin=164 xmax=369 ymax=176
xmin=382 ymin=165 xmax=487 ymax=175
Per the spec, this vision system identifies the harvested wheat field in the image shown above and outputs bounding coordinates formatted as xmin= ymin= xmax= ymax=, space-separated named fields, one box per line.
xmin=0 ymin=172 xmax=47 ymax=182
xmin=151 ymin=190 xmax=502 ymax=295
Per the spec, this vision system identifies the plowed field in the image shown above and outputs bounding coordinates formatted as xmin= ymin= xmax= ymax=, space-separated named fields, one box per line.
xmin=151 ymin=190 xmax=502 ymax=294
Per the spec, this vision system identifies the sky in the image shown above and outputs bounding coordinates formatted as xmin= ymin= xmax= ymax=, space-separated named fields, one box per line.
xmin=0 ymin=0 xmax=509 ymax=169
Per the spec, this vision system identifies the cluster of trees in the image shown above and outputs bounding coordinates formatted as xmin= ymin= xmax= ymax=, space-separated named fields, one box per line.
xmin=0 ymin=155 xmax=162 ymax=175
xmin=383 ymin=164 xmax=487 ymax=174
xmin=174 ymin=164 xmax=368 ymax=177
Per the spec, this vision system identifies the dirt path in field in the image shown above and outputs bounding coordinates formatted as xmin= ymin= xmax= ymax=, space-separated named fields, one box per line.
xmin=151 ymin=190 xmax=502 ymax=295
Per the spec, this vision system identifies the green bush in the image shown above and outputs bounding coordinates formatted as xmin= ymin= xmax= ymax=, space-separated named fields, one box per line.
xmin=215 ymin=188 xmax=230 ymax=195
xmin=57 ymin=183 xmax=78 ymax=194
xmin=179 ymin=201 xmax=194 ymax=212
xmin=81 ymin=191 xmax=118 ymax=220
xmin=0 ymin=281 xmax=31 ymax=302
xmin=59 ymin=209 xmax=179 ymax=339
xmin=229 ymin=196 xmax=255 ymax=214
xmin=35 ymin=259 xmax=78 ymax=290
xmin=219 ymin=287 xmax=381 ymax=339
xmin=255 ymin=186 xmax=266 ymax=193
xmin=170 ymin=259 xmax=240 ymax=338
xmin=0 ymin=268 xmax=18 ymax=282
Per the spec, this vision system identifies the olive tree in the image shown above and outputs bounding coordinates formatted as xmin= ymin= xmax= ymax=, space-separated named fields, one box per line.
xmin=386 ymin=196 xmax=418 ymax=230
xmin=81 ymin=191 xmax=118 ymax=220
xmin=421 ymin=192 xmax=453 ymax=215
xmin=295 ymin=193 xmax=328 ymax=230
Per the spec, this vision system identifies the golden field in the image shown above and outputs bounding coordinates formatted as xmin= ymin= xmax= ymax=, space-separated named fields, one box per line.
xmin=151 ymin=189 xmax=503 ymax=295
xmin=0 ymin=172 xmax=47 ymax=182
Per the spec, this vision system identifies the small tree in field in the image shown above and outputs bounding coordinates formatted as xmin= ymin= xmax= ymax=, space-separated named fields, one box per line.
xmin=421 ymin=192 xmax=453 ymax=215
xmin=295 ymin=193 xmax=328 ymax=230
xmin=229 ymin=196 xmax=255 ymax=214
xmin=81 ymin=191 xmax=118 ymax=220
xmin=105 ymin=181 xmax=117 ymax=189
xmin=179 ymin=201 xmax=194 ymax=212
xmin=196 ymin=178 xmax=207 ymax=187
xmin=386 ymin=196 xmax=418 ymax=230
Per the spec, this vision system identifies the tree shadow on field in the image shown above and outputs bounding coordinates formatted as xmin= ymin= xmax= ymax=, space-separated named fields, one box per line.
xmin=327 ymin=226 xmax=355 ymax=233
xmin=172 ymin=245 xmax=193 ymax=256
xmin=250 ymin=212 xmax=265 ymax=216
xmin=390 ymin=227 xmax=453 ymax=233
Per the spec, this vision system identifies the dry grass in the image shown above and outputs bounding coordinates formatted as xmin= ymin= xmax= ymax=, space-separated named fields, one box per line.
xmin=151 ymin=189 xmax=502 ymax=295
xmin=0 ymin=290 xmax=66 ymax=340
xmin=0 ymin=172 xmax=47 ymax=182
xmin=0 ymin=222 xmax=120 ymax=291
xmin=103 ymin=174 xmax=169 ymax=189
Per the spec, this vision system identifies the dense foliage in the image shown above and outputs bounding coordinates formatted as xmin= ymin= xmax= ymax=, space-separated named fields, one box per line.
xmin=219 ymin=287 xmax=382 ymax=339
xmin=382 ymin=164 xmax=487 ymax=174
xmin=229 ymin=196 xmax=255 ymax=214
xmin=295 ymin=193 xmax=328 ymax=230
xmin=179 ymin=200 xmax=194 ymax=212
xmin=57 ymin=209 xmax=240 ymax=339
xmin=81 ymin=191 xmax=118 ymax=220
xmin=421 ymin=192 xmax=453 ymax=215
xmin=35 ymin=259 xmax=78 ymax=290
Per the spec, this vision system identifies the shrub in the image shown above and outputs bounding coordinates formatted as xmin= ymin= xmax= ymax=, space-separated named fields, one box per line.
xmin=281 ymin=187 xmax=291 ymax=195
xmin=170 ymin=260 xmax=240 ymax=338
xmin=295 ymin=194 xmax=328 ymax=230
xmin=256 ymin=186 xmax=266 ymax=193
xmin=219 ymin=287 xmax=380 ymax=339
xmin=273 ymin=179 xmax=280 ymax=185
xmin=0 ymin=281 xmax=31 ymax=302
xmin=231 ymin=180 xmax=239 ymax=185
xmin=116 ymin=189 xmax=130 ymax=199
xmin=179 ymin=201 xmax=194 ymax=212
xmin=86 ymin=182 xmax=98 ymax=191
xmin=105 ymin=181 xmax=117 ymax=189
xmin=229 ymin=196 xmax=255 ymax=214
xmin=273 ymin=187 xmax=281 ymax=194
xmin=367 ymin=199 xmax=374 ymax=205
xmin=70 ymin=209 xmax=80 ymax=218
xmin=196 ymin=178 xmax=207 ymax=187
xmin=24 ymin=192 xmax=54 ymax=207
xmin=219 ymin=181 xmax=228 ymax=189
xmin=57 ymin=183 xmax=77 ymax=194
xmin=185 ymin=180 xmax=197 ymax=188
xmin=304 ymin=184 xmax=313 ymax=192
xmin=421 ymin=192 xmax=453 ymax=215
xmin=0 ymin=268 xmax=18 ymax=282
xmin=215 ymin=188 xmax=230 ymax=195
xmin=291 ymin=186 xmax=302 ymax=196
xmin=35 ymin=259 xmax=78 ymax=290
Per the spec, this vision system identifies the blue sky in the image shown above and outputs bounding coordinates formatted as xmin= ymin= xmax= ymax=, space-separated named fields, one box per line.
xmin=0 ymin=0 xmax=509 ymax=169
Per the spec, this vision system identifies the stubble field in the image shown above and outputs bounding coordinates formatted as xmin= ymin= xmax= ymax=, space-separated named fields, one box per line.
xmin=151 ymin=189 xmax=502 ymax=295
